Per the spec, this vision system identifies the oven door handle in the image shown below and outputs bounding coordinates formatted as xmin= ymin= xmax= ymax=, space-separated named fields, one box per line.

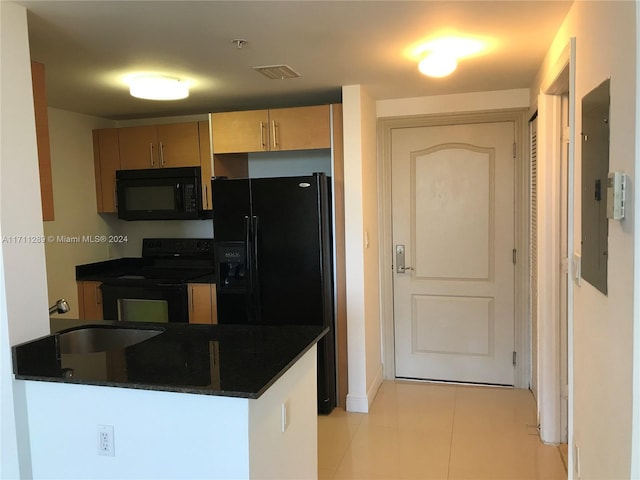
xmin=155 ymin=283 xmax=184 ymax=289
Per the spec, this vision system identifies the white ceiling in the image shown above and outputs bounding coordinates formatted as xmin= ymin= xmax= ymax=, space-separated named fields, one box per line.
xmin=20 ymin=0 xmax=573 ymax=120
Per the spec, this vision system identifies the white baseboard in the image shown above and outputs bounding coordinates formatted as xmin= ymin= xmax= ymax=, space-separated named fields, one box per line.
xmin=345 ymin=393 xmax=368 ymax=413
xmin=367 ymin=365 xmax=384 ymax=407
xmin=346 ymin=365 xmax=384 ymax=413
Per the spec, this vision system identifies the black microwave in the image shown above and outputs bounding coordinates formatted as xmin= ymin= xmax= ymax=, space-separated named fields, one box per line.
xmin=116 ymin=167 xmax=208 ymax=221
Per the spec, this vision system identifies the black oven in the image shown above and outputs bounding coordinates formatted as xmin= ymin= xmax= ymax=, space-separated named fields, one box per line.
xmin=116 ymin=167 xmax=205 ymax=221
xmin=100 ymin=282 xmax=189 ymax=323
xmin=93 ymin=238 xmax=215 ymax=324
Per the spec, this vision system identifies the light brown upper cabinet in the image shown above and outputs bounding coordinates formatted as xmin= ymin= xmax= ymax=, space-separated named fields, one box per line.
xmin=31 ymin=61 xmax=55 ymax=221
xmin=118 ymin=122 xmax=201 ymax=170
xmin=211 ymin=110 xmax=268 ymax=154
xmin=93 ymin=121 xmax=210 ymax=213
xmin=93 ymin=128 xmax=121 ymax=213
xmin=211 ymin=105 xmax=331 ymax=154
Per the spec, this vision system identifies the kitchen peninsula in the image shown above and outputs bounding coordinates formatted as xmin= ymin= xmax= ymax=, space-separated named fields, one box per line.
xmin=13 ymin=321 xmax=326 ymax=479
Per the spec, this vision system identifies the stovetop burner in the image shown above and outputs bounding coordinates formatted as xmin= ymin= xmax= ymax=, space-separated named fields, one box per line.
xmin=104 ymin=238 xmax=215 ymax=285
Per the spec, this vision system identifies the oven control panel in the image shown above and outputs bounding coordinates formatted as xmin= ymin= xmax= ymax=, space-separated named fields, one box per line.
xmin=142 ymin=238 xmax=214 ymax=258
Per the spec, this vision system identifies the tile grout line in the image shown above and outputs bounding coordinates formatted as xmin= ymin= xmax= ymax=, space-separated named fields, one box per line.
xmin=328 ymin=412 xmax=365 ymax=479
xmin=446 ymin=385 xmax=459 ymax=480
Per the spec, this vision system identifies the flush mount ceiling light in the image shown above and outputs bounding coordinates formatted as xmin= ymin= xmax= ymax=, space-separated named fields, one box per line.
xmin=128 ymin=75 xmax=189 ymax=100
xmin=418 ymin=52 xmax=458 ymax=78
xmin=411 ymin=36 xmax=486 ymax=78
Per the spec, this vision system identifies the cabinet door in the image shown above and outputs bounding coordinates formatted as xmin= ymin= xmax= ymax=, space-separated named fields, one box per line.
xmin=118 ymin=125 xmax=158 ymax=169
xmin=269 ymin=105 xmax=331 ymax=151
xmin=198 ymin=121 xmax=212 ymax=210
xmin=31 ymin=61 xmax=55 ymax=221
xmin=157 ymin=122 xmax=201 ymax=167
xmin=77 ymin=281 xmax=103 ymax=320
xmin=211 ymin=284 xmax=217 ymax=324
xmin=211 ymin=110 xmax=269 ymax=154
xmin=188 ymin=283 xmax=215 ymax=324
xmin=93 ymin=128 xmax=120 ymax=213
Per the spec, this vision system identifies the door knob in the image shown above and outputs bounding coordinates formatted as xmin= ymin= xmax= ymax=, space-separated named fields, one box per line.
xmin=395 ymin=245 xmax=414 ymax=273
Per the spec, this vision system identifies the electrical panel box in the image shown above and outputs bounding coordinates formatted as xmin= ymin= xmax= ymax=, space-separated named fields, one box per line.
xmin=581 ymin=78 xmax=610 ymax=295
xmin=606 ymin=171 xmax=626 ymax=220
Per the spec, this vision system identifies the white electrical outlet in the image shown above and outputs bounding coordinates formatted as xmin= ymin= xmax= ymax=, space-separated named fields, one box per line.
xmin=281 ymin=400 xmax=289 ymax=433
xmin=98 ymin=425 xmax=115 ymax=456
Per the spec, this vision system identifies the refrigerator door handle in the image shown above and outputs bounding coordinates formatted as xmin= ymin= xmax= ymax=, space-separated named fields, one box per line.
xmin=251 ymin=215 xmax=259 ymax=275
xmin=251 ymin=215 xmax=261 ymax=323
xmin=244 ymin=215 xmax=254 ymax=321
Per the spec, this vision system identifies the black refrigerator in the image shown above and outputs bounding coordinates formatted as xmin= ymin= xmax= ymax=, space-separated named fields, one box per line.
xmin=213 ymin=173 xmax=336 ymax=414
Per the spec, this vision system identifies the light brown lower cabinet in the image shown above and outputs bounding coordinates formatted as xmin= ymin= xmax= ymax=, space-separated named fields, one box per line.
xmin=188 ymin=283 xmax=217 ymax=325
xmin=76 ymin=281 xmax=103 ymax=320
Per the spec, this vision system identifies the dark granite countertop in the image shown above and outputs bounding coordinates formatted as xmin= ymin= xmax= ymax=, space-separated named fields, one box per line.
xmin=13 ymin=320 xmax=327 ymax=399
xmin=75 ymin=257 xmax=144 ymax=281
xmin=75 ymin=259 xmax=215 ymax=284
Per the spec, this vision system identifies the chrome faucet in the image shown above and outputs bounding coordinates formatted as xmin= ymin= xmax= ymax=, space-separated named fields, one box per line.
xmin=49 ymin=298 xmax=70 ymax=315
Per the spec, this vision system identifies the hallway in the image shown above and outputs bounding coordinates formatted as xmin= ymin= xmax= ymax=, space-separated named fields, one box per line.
xmin=318 ymin=381 xmax=566 ymax=479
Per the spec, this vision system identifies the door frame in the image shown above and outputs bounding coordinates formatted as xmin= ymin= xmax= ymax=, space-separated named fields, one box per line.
xmin=536 ymin=39 xmax=575 ymax=446
xmin=378 ymin=108 xmax=530 ymax=389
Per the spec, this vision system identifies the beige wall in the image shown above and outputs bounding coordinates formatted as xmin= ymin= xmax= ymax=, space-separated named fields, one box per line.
xmin=43 ymin=108 xmax=114 ymax=315
xmin=343 ymin=85 xmax=383 ymax=412
xmin=377 ymin=88 xmax=530 ymax=117
xmin=360 ymin=88 xmax=383 ymax=402
xmin=533 ymin=1 xmax=637 ymax=477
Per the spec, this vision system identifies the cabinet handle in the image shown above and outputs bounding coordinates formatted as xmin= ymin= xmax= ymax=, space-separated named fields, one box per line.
xmin=114 ymin=187 xmax=118 ymax=209
xmin=160 ymin=142 xmax=165 ymax=167
xmin=190 ymin=286 xmax=194 ymax=312
xmin=95 ymin=284 xmax=102 ymax=305
xmin=271 ymin=120 xmax=278 ymax=150
xmin=149 ymin=143 xmax=155 ymax=167
xmin=204 ymin=184 xmax=209 ymax=209
xmin=259 ymin=121 xmax=266 ymax=150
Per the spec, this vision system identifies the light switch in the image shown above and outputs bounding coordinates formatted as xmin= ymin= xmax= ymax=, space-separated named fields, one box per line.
xmin=606 ymin=171 xmax=626 ymax=220
xmin=281 ymin=400 xmax=289 ymax=432
xmin=573 ymin=253 xmax=581 ymax=286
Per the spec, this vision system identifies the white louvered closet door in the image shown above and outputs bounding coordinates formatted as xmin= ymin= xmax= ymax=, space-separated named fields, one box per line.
xmin=529 ymin=116 xmax=538 ymax=400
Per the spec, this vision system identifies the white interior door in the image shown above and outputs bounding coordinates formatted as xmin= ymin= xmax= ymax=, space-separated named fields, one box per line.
xmin=392 ymin=121 xmax=516 ymax=385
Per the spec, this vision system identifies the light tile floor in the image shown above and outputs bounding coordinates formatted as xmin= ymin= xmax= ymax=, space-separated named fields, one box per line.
xmin=318 ymin=381 xmax=567 ymax=480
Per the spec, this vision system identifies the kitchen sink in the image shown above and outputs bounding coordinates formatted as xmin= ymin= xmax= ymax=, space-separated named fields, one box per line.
xmin=58 ymin=326 xmax=164 ymax=354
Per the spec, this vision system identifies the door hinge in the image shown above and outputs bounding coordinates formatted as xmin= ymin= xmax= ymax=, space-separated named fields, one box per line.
xmin=512 ymin=249 xmax=517 ymax=265
xmin=513 ymin=351 xmax=517 ymax=366
xmin=513 ymin=142 xmax=517 ymax=158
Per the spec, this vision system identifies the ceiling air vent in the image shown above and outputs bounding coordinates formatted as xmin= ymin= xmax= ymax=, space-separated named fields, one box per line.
xmin=253 ymin=64 xmax=301 ymax=80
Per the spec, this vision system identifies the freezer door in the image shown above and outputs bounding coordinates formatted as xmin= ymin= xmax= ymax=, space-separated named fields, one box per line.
xmin=250 ymin=175 xmax=332 ymax=326
xmin=212 ymin=178 xmax=250 ymax=242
